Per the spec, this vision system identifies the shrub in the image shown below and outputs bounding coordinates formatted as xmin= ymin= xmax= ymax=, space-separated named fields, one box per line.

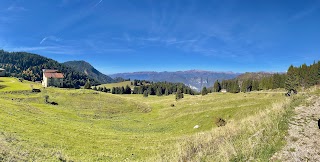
xmin=143 ymin=90 xmax=148 ymax=97
xmin=215 ymin=118 xmax=226 ymax=127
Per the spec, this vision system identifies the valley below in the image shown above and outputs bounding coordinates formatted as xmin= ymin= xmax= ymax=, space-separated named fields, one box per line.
xmin=0 ymin=77 xmax=313 ymax=161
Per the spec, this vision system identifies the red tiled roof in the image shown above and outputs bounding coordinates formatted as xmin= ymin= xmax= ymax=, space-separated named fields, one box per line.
xmin=43 ymin=69 xmax=58 ymax=73
xmin=44 ymin=72 xmax=64 ymax=79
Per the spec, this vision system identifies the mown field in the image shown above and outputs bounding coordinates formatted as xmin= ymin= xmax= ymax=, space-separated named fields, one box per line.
xmin=96 ymin=81 xmax=132 ymax=89
xmin=0 ymin=77 xmax=304 ymax=161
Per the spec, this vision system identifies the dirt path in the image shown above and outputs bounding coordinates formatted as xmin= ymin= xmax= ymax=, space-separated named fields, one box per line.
xmin=271 ymin=96 xmax=320 ymax=161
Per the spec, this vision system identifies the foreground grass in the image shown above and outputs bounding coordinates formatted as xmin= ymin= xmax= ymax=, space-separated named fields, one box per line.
xmin=152 ymin=94 xmax=306 ymax=161
xmin=0 ymin=77 xmax=41 ymax=91
xmin=0 ymin=77 xmax=303 ymax=161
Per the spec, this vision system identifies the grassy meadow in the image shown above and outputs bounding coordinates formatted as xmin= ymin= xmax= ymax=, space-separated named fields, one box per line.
xmin=0 ymin=77 xmax=304 ymax=161
xmin=96 ymin=81 xmax=132 ymax=89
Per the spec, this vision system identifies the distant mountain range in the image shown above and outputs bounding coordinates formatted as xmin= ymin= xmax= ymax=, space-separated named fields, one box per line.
xmin=0 ymin=50 xmax=279 ymax=91
xmin=63 ymin=61 xmax=114 ymax=84
xmin=110 ymin=70 xmax=241 ymax=91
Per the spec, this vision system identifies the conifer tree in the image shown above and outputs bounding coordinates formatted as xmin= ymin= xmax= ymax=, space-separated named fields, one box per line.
xmin=120 ymin=86 xmax=125 ymax=94
xmin=165 ymin=88 xmax=169 ymax=96
xmin=285 ymin=65 xmax=299 ymax=92
xmin=143 ymin=90 xmax=148 ymax=97
xmin=84 ymin=80 xmax=91 ymax=89
xmin=156 ymin=87 xmax=162 ymax=96
xmin=125 ymin=85 xmax=131 ymax=94
xmin=175 ymin=89 xmax=183 ymax=100
xmin=201 ymin=87 xmax=208 ymax=95
xmin=103 ymin=86 xmax=107 ymax=92
xmin=213 ymin=80 xmax=221 ymax=92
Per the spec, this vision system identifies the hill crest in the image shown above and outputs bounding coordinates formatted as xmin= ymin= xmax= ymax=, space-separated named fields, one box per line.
xmin=63 ymin=60 xmax=114 ymax=84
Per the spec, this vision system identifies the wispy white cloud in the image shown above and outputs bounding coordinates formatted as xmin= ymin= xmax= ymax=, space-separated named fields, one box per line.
xmin=6 ymin=45 xmax=81 ymax=55
xmin=8 ymin=46 xmax=59 ymax=52
xmin=93 ymin=0 xmax=103 ymax=8
xmin=7 ymin=5 xmax=27 ymax=12
xmin=40 ymin=36 xmax=61 ymax=44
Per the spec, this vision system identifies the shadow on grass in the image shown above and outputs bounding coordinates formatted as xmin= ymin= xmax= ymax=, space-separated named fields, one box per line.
xmin=0 ymin=85 xmax=7 ymax=89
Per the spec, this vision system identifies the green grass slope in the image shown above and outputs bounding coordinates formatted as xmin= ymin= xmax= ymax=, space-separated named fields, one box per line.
xmin=97 ymin=81 xmax=132 ymax=89
xmin=0 ymin=77 xmax=299 ymax=161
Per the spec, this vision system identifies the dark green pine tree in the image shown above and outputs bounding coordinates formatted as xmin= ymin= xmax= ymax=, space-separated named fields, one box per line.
xmin=299 ymin=64 xmax=309 ymax=88
xmin=309 ymin=62 xmax=318 ymax=86
xmin=143 ymin=90 xmax=148 ymax=97
xmin=164 ymin=88 xmax=169 ymax=96
xmin=84 ymin=80 xmax=91 ymax=89
xmin=213 ymin=80 xmax=221 ymax=92
xmin=252 ymin=80 xmax=259 ymax=91
xmin=201 ymin=87 xmax=208 ymax=95
xmin=103 ymin=86 xmax=107 ymax=92
xmin=111 ymin=87 xmax=116 ymax=94
xmin=148 ymin=87 xmax=155 ymax=95
xmin=120 ymin=86 xmax=125 ymax=94
xmin=285 ymin=65 xmax=299 ymax=92
xmin=132 ymin=87 xmax=139 ymax=94
xmin=230 ymin=80 xmax=240 ymax=93
xmin=133 ymin=80 xmax=138 ymax=86
xmin=156 ymin=87 xmax=162 ymax=96
xmin=175 ymin=89 xmax=183 ymax=100
xmin=125 ymin=85 xmax=131 ymax=94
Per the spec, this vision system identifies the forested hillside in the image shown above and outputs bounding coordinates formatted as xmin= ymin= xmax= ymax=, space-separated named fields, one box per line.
xmin=0 ymin=50 xmax=98 ymax=88
xmin=285 ymin=62 xmax=320 ymax=91
xmin=214 ymin=61 xmax=320 ymax=93
xmin=63 ymin=61 xmax=114 ymax=84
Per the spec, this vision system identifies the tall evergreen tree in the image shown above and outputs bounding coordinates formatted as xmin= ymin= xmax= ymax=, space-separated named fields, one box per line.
xmin=175 ymin=89 xmax=183 ymax=100
xmin=164 ymin=88 xmax=169 ymax=96
xmin=143 ymin=90 xmax=148 ymax=97
xmin=120 ymin=86 xmax=125 ymax=94
xmin=84 ymin=80 xmax=91 ymax=89
xmin=103 ymin=86 xmax=107 ymax=92
xmin=213 ymin=80 xmax=221 ymax=92
xmin=156 ymin=87 xmax=162 ymax=96
xmin=124 ymin=85 xmax=131 ymax=94
xmin=285 ymin=65 xmax=299 ymax=92
xmin=201 ymin=87 xmax=208 ymax=95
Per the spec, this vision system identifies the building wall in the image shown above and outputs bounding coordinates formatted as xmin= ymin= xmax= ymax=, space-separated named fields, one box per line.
xmin=44 ymin=78 xmax=63 ymax=87
xmin=0 ymin=70 xmax=5 ymax=77
xmin=42 ymin=76 xmax=47 ymax=87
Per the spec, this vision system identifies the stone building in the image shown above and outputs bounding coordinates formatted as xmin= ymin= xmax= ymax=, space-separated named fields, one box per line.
xmin=42 ymin=69 xmax=64 ymax=87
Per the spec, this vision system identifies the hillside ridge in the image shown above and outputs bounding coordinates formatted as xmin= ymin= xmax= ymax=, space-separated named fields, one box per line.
xmin=63 ymin=60 xmax=114 ymax=84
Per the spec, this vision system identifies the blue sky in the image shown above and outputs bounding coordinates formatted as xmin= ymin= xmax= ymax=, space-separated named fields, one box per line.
xmin=1 ymin=0 xmax=320 ymax=74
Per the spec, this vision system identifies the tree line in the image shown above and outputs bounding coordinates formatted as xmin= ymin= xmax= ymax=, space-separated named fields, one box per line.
xmin=109 ymin=80 xmax=195 ymax=96
xmin=208 ymin=61 xmax=319 ymax=94
xmin=285 ymin=61 xmax=320 ymax=92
